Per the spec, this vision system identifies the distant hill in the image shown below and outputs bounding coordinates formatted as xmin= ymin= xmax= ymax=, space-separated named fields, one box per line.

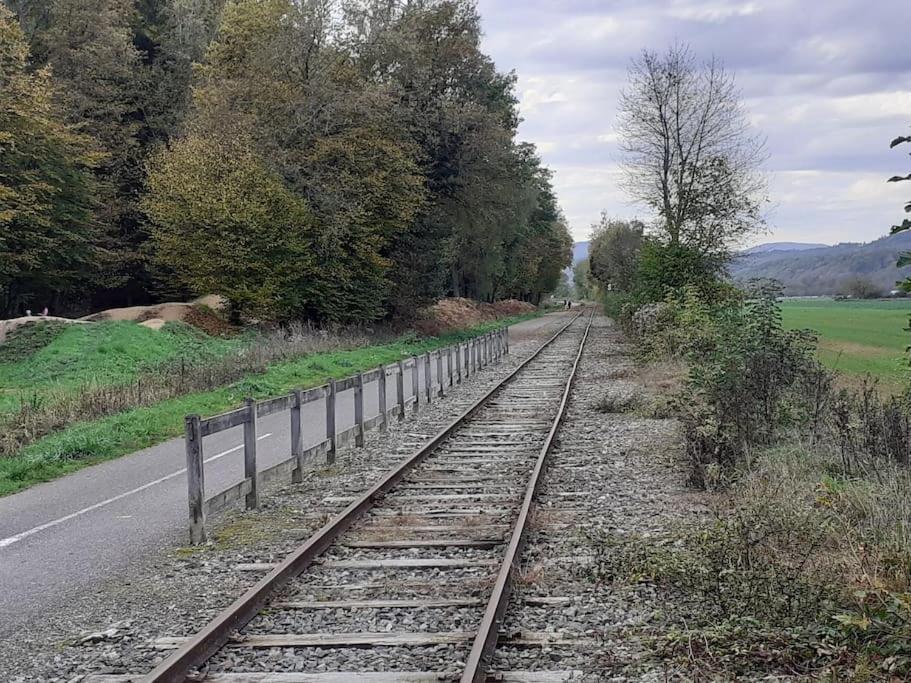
xmin=729 ymin=232 xmax=911 ymax=295
xmin=572 ymin=241 xmax=590 ymax=264
xmin=743 ymin=241 xmax=829 ymax=255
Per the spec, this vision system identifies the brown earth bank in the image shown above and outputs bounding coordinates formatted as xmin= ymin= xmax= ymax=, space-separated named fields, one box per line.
xmin=414 ymin=297 xmax=537 ymax=336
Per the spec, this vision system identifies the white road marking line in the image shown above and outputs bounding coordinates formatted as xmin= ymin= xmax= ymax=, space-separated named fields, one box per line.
xmin=0 ymin=433 xmax=273 ymax=549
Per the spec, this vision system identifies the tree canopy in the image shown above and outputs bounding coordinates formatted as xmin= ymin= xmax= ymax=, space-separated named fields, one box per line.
xmin=1 ymin=0 xmax=571 ymax=321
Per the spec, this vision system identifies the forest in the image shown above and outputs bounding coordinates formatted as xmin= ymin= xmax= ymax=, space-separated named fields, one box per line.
xmin=0 ymin=0 xmax=572 ymax=322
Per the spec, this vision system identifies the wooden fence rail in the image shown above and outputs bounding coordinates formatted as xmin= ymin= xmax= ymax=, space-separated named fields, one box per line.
xmin=184 ymin=326 xmax=510 ymax=543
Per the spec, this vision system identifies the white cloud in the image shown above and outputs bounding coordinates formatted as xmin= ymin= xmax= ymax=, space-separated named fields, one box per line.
xmin=477 ymin=0 xmax=911 ymax=244
xmin=667 ymin=1 xmax=761 ymax=23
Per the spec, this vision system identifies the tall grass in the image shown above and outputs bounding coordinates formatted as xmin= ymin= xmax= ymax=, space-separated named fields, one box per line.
xmin=0 ymin=323 xmax=367 ymax=458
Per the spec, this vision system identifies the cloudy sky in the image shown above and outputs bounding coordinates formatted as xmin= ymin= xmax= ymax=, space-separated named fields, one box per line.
xmin=475 ymin=0 xmax=911 ymax=246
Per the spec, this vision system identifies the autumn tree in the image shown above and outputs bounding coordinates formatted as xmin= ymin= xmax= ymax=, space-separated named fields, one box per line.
xmin=144 ymin=137 xmax=315 ymax=321
xmin=147 ymin=0 xmax=425 ymax=321
xmin=346 ymin=0 xmax=542 ymax=307
xmin=0 ymin=5 xmax=99 ymax=316
xmin=617 ymin=43 xmax=766 ymax=265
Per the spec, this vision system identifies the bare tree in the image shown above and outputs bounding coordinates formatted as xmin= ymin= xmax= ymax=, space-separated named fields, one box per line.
xmin=617 ymin=43 xmax=767 ymax=260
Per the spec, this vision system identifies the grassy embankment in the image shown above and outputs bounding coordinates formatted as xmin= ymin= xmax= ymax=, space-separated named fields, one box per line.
xmin=781 ymin=298 xmax=911 ymax=392
xmin=0 ymin=313 xmax=538 ymax=496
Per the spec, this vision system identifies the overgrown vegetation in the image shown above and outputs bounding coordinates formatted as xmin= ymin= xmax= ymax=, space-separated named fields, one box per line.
xmin=597 ymin=280 xmax=911 ymax=677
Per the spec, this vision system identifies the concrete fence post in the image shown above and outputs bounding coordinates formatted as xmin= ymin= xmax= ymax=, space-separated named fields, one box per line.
xmin=378 ymin=364 xmax=388 ymax=432
xmin=396 ymin=360 xmax=406 ymax=421
xmin=424 ymin=353 xmax=432 ymax=403
xmin=355 ymin=372 xmax=365 ymax=447
xmin=456 ymin=343 xmax=462 ymax=383
xmin=326 ymin=378 xmax=337 ymax=465
xmin=411 ymin=356 xmax=420 ymax=413
xmin=447 ymin=346 xmax=454 ymax=386
xmin=185 ymin=415 xmax=206 ymax=545
xmin=436 ymin=350 xmax=444 ymax=397
xmin=291 ymin=389 xmax=304 ymax=483
xmin=243 ymin=397 xmax=259 ymax=510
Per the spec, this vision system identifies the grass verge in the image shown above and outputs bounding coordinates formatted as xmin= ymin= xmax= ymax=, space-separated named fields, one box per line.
xmin=0 ymin=314 xmax=537 ymax=496
xmin=0 ymin=320 xmax=244 ymax=414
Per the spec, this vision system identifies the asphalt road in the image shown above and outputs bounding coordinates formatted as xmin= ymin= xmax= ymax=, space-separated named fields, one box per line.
xmin=0 ymin=313 xmax=570 ymax=638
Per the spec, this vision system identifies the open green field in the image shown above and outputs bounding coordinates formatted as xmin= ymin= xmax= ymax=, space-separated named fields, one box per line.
xmin=780 ymin=298 xmax=911 ymax=391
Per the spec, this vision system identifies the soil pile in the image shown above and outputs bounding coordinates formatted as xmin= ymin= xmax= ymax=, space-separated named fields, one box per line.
xmin=416 ymin=297 xmax=536 ymax=335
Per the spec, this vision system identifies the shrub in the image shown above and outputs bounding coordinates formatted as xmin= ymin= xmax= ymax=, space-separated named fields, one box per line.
xmin=634 ymin=241 xmax=724 ymax=302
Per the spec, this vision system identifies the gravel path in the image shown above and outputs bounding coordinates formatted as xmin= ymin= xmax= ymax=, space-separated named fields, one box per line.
xmin=0 ymin=320 xmax=566 ymax=683
xmin=491 ymin=315 xmax=706 ymax=681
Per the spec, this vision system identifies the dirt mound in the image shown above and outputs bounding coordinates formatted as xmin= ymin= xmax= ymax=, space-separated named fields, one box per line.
xmin=0 ymin=316 xmax=87 ymax=344
xmin=81 ymin=294 xmax=227 ymax=324
xmin=491 ymin=299 xmax=536 ymax=316
xmin=415 ymin=298 xmax=536 ymax=336
xmin=183 ymin=305 xmax=236 ymax=336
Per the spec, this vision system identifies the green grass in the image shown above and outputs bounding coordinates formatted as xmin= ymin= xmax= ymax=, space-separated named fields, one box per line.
xmin=780 ymin=298 xmax=911 ymax=391
xmin=0 ymin=314 xmax=537 ymax=496
xmin=0 ymin=320 xmax=243 ymax=414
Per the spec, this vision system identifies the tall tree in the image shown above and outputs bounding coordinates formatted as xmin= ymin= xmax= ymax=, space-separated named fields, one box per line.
xmin=346 ymin=0 xmax=532 ymax=308
xmin=0 ymin=5 xmax=99 ymax=316
xmin=617 ymin=43 xmax=767 ymax=262
xmin=147 ymin=0 xmax=425 ymax=321
xmin=40 ymin=0 xmax=148 ymax=302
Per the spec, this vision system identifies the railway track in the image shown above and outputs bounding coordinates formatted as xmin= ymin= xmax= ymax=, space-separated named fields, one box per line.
xmin=141 ymin=310 xmax=593 ymax=683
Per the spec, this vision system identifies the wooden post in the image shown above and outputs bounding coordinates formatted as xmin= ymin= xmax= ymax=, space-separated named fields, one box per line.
xmin=456 ymin=343 xmax=462 ymax=383
xmin=396 ymin=360 xmax=406 ymax=421
xmin=185 ymin=415 xmax=206 ymax=545
xmin=326 ymin=379 xmax=337 ymax=465
xmin=436 ymin=350 xmax=444 ymax=397
xmin=378 ymin=364 xmax=388 ymax=432
xmin=291 ymin=389 xmax=303 ymax=483
xmin=411 ymin=356 xmax=420 ymax=413
xmin=355 ymin=372 xmax=365 ymax=447
xmin=424 ymin=353 xmax=432 ymax=403
xmin=243 ymin=397 xmax=259 ymax=510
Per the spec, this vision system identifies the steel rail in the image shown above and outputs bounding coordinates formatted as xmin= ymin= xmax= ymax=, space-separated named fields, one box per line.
xmin=142 ymin=311 xmax=583 ymax=683
xmin=460 ymin=308 xmax=594 ymax=682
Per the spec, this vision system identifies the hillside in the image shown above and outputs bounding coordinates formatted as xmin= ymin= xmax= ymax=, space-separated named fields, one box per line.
xmin=573 ymin=241 xmax=590 ymax=264
xmin=742 ymin=241 xmax=829 ymax=254
xmin=729 ymin=232 xmax=911 ymax=295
